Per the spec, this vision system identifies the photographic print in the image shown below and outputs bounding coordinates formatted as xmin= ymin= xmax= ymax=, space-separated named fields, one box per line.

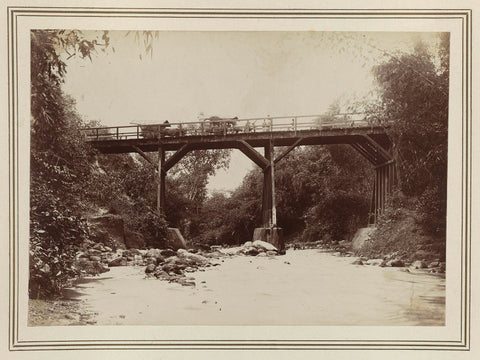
xmin=5 ymin=3 xmax=474 ymax=356
xmin=28 ymin=30 xmax=448 ymax=327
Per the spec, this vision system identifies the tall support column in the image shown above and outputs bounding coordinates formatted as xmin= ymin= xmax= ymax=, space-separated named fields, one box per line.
xmin=255 ymin=140 xmax=284 ymax=253
xmin=261 ymin=141 xmax=276 ymax=227
xmin=373 ymin=162 xmax=396 ymax=221
xmin=157 ymin=145 xmax=166 ymax=215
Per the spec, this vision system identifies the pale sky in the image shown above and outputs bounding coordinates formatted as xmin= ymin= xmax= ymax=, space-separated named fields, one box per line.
xmin=60 ymin=31 xmax=439 ymax=193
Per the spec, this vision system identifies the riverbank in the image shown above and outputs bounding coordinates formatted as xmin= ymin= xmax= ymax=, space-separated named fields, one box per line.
xmin=29 ymin=248 xmax=445 ymax=326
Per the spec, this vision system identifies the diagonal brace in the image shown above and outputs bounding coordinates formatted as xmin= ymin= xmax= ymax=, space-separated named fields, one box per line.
xmin=164 ymin=144 xmax=192 ymax=172
xmin=274 ymin=138 xmax=304 ymax=164
xmin=132 ymin=145 xmax=155 ymax=165
xmin=350 ymin=142 xmax=377 ymax=165
xmin=236 ymin=140 xmax=269 ymax=169
xmin=361 ymin=135 xmax=393 ymax=163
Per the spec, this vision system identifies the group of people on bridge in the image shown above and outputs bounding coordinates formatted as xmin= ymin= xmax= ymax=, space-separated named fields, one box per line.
xmin=140 ymin=116 xmax=277 ymax=139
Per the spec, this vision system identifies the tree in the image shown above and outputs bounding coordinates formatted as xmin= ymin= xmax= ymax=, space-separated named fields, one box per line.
xmin=369 ymin=34 xmax=449 ymax=236
xmin=170 ymin=150 xmax=231 ymax=204
xmin=29 ymin=30 xmax=171 ymax=297
xmin=192 ymin=142 xmax=373 ymax=246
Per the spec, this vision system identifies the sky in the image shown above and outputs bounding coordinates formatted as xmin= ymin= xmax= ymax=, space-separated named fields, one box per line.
xmin=60 ymin=31 xmax=439 ymax=193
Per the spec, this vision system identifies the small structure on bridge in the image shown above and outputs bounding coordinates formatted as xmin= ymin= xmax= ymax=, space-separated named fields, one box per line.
xmin=83 ymin=114 xmax=396 ymax=252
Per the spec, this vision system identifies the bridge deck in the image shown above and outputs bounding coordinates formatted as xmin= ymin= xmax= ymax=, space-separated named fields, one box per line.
xmin=83 ymin=115 xmax=391 ymax=165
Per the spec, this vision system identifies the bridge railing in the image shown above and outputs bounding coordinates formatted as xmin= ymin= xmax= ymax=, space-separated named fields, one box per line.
xmin=82 ymin=114 xmax=377 ymax=141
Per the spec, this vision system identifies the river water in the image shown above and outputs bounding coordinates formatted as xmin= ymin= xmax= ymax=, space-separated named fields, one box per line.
xmin=66 ymin=249 xmax=445 ymax=326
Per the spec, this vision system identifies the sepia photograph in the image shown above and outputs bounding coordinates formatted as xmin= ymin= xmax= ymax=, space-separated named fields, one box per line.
xmin=4 ymin=2 xmax=475 ymax=357
xmin=28 ymin=30 xmax=448 ymax=327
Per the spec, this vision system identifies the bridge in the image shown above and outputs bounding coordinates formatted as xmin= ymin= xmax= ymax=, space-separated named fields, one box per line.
xmin=83 ymin=114 xmax=396 ymax=252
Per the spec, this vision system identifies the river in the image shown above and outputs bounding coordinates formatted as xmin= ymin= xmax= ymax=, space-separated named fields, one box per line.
xmin=64 ymin=249 xmax=445 ymax=326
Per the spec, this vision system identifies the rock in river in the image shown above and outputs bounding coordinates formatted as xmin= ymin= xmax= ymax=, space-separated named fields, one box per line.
xmin=411 ymin=260 xmax=427 ymax=269
xmin=108 ymin=257 xmax=128 ymax=267
xmin=386 ymin=259 xmax=405 ymax=267
xmin=160 ymin=249 xmax=176 ymax=258
xmin=252 ymin=240 xmax=278 ymax=252
xmin=145 ymin=264 xmax=156 ymax=274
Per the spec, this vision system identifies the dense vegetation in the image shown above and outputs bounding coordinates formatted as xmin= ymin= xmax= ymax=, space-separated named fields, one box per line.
xmin=358 ymin=34 xmax=449 ymax=259
xmin=29 ymin=30 xmax=449 ymax=298
xmin=191 ymin=145 xmax=372 ymax=246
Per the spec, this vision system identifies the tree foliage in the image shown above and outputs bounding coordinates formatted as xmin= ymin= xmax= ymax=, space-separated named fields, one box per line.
xmin=193 ymin=144 xmax=372 ymax=245
xmin=369 ymin=34 xmax=449 ymax=236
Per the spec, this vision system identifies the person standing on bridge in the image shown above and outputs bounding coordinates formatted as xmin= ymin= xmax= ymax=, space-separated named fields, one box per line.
xmin=245 ymin=120 xmax=252 ymax=133
xmin=263 ymin=116 xmax=272 ymax=132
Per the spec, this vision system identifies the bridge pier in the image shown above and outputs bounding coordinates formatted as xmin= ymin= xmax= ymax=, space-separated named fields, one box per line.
xmin=254 ymin=141 xmax=285 ymax=253
xmin=372 ymin=161 xmax=396 ymax=223
xmin=157 ymin=145 xmax=166 ymax=215
xmin=261 ymin=141 xmax=276 ymax=227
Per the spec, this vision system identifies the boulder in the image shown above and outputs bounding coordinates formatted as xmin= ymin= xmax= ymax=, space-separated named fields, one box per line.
xmin=160 ymin=249 xmax=176 ymax=258
xmin=145 ymin=257 xmax=158 ymax=266
xmin=352 ymin=258 xmax=364 ymax=265
xmin=76 ymin=252 xmax=89 ymax=260
xmin=176 ymin=249 xmax=209 ymax=266
xmin=219 ymin=246 xmax=243 ymax=255
xmin=365 ymin=258 xmax=383 ymax=266
xmin=387 ymin=259 xmax=405 ymax=267
xmin=146 ymin=248 xmax=163 ymax=259
xmin=252 ymin=227 xmax=284 ymax=253
xmin=89 ymin=255 xmax=101 ymax=262
xmin=243 ymin=247 xmax=259 ymax=256
xmin=162 ymin=261 xmax=185 ymax=274
xmin=87 ymin=249 xmax=102 ymax=256
xmin=178 ymin=278 xmax=195 ymax=287
xmin=108 ymin=257 xmax=128 ymax=267
xmin=145 ymin=264 xmax=156 ymax=274
xmin=411 ymin=260 xmax=427 ymax=269
xmin=252 ymin=240 xmax=278 ymax=252
xmin=92 ymin=243 xmax=105 ymax=251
